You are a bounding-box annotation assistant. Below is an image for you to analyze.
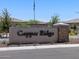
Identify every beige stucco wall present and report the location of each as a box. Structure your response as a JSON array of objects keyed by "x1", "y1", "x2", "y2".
[{"x1": 9, "y1": 27, "x2": 58, "y2": 44}]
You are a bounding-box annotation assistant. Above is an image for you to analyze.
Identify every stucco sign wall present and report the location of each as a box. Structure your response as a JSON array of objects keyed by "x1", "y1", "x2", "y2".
[{"x1": 9, "y1": 27, "x2": 58, "y2": 44}]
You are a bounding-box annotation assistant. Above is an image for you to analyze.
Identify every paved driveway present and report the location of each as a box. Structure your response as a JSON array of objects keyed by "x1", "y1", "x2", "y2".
[{"x1": 0, "y1": 47, "x2": 79, "y2": 59}]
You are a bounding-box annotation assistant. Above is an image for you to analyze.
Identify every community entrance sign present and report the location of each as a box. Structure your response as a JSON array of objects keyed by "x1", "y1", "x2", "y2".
[
  {"x1": 17, "y1": 30, "x2": 54, "y2": 38},
  {"x1": 9, "y1": 27, "x2": 58, "y2": 44},
  {"x1": 9, "y1": 23, "x2": 69, "y2": 44}
]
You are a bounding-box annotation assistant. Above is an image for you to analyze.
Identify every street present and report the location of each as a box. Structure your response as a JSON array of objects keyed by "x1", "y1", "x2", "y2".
[{"x1": 0, "y1": 47, "x2": 79, "y2": 59}]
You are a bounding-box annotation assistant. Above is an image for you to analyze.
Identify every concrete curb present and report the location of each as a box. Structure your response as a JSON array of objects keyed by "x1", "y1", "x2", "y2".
[{"x1": 0, "y1": 44, "x2": 79, "y2": 51}]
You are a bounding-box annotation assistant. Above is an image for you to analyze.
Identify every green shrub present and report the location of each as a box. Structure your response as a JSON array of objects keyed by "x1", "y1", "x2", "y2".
[{"x1": 69, "y1": 29, "x2": 77, "y2": 36}]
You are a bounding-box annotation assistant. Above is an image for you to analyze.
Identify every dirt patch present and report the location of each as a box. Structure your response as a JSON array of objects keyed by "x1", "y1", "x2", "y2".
[{"x1": 0, "y1": 44, "x2": 7, "y2": 47}]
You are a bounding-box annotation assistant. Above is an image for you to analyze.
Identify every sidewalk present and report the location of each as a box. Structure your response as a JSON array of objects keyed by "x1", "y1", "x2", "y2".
[{"x1": 0, "y1": 44, "x2": 79, "y2": 51}]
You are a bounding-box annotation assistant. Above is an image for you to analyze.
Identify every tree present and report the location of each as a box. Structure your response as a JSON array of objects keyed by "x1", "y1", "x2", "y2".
[
  {"x1": 48, "y1": 15, "x2": 60, "y2": 26},
  {"x1": 1, "y1": 9, "x2": 11, "y2": 33}
]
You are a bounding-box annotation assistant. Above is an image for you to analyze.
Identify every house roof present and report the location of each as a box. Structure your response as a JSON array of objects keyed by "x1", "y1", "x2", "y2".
[
  {"x1": 0, "y1": 17, "x2": 47, "y2": 24},
  {"x1": 65, "y1": 18, "x2": 79, "y2": 24},
  {"x1": 0, "y1": 16, "x2": 26, "y2": 22},
  {"x1": 53, "y1": 23, "x2": 69, "y2": 26},
  {"x1": 11, "y1": 18, "x2": 26, "y2": 22}
]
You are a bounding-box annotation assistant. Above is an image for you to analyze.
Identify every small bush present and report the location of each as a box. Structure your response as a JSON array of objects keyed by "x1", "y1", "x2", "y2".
[{"x1": 69, "y1": 29, "x2": 77, "y2": 36}]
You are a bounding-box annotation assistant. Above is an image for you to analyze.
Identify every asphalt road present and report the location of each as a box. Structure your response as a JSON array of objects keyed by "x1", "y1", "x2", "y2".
[{"x1": 0, "y1": 47, "x2": 79, "y2": 59}]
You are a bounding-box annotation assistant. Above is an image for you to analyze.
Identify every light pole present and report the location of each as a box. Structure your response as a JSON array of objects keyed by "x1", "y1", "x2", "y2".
[{"x1": 33, "y1": 0, "x2": 35, "y2": 20}]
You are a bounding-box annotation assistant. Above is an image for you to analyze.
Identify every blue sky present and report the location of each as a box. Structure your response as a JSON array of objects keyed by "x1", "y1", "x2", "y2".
[{"x1": 0, "y1": 0, "x2": 79, "y2": 22}]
